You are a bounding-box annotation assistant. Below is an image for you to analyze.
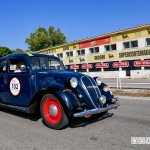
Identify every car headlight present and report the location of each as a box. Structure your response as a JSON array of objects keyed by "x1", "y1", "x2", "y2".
[
  {"x1": 100, "y1": 95, "x2": 106, "y2": 104},
  {"x1": 70, "y1": 77, "x2": 78, "y2": 88},
  {"x1": 95, "y1": 77, "x2": 101, "y2": 86}
]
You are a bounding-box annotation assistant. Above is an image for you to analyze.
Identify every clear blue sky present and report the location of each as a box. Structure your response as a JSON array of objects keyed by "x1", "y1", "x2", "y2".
[{"x1": 0, "y1": 0, "x2": 150, "y2": 51}]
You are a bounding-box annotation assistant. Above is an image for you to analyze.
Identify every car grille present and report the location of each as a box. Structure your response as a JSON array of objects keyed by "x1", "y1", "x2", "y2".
[{"x1": 80, "y1": 76, "x2": 101, "y2": 108}]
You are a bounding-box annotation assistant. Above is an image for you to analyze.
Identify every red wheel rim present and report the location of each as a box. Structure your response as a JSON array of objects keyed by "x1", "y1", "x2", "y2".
[{"x1": 43, "y1": 98, "x2": 62, "y2": 125}]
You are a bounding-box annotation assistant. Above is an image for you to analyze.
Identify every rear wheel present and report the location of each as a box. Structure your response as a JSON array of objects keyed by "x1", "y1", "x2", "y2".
[{"x1": 40, "y1": 94, "x2": 69, "y2": 129}]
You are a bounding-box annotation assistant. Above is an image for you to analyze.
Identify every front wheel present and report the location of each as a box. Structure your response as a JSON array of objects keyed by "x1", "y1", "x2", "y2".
[{"x1": 40, "y1": 94, "x2": 69, "y2": 130}]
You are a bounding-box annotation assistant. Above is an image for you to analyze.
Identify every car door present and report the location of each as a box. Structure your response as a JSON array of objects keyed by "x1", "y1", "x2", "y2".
[
  {"x1": 3, "y1": 57, "x2": 32, "y2": 107},
  {"x1": 0, "y1": 59, "x2": 7, "y2": 103}
]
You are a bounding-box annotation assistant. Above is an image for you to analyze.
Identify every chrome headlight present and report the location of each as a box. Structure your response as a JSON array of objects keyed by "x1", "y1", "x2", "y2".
[
  {"x1": 95, "y1": 77, "x2": 102, "y2": 86},
  {"x1": 70, "y1": 77, "x2": 78, "y2": 88},
  {"x1": 100, "y1": 95, "x2": 106, "y2": 104}
]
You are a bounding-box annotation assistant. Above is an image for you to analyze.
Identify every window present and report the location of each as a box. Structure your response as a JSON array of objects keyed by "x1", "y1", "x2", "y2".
[
  {"x1": 105, "y1": 45, "x2": 110, "y2": 51},
  {"x1": 30, "y1": 57, "x2": 65, "y2": 71},
  {"x1": 131, "y1": 40, "x2": 138, "y2": 48},
  {"x1": 111, "y1": 44, "x2": 116, "y2": 50},
  {"x1": 146, "y1": 38, "x2": 150, "y2": 46},
  {"x1": 95, "y1": 47, "x2": 99, "y2": 53},
  {"x1": 66, "y1": 51, "x2": 73, "y2": 57},
  {"x1": 123, "y1": 42, "x2": 130, "y2": 49},
  {"x1": 77, "y1": 49, "x2": 85, "y2": 56},
  {"x1": 105, "y1": 44, "x2": 117, "y2": 51},
  {"x1": 0, "y1": 60, "x2": 6, "y2": 73},
  {"x1": 123, "y1": 40, "x2": 138, "y2": 49},
  {"x1": 89, "y1": 47, "x2": 99, "y2": 54},
  {"x1": 57, "y1": 53, "x2": 63, "y2": 58},
  {"x1": 70, "y1": 51, "x2": 73, "y2": 56},
  {"x1": 89, "y1": 48, "x2": 94, "y2": 54},
  {"x1": 9, "y1": 58, "x2": 26, "y2": 73}
]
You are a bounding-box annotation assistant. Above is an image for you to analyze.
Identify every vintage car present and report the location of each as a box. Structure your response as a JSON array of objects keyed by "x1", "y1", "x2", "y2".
[{"x1": 0, "y1": 53, "x2": 120, "y2": 129}]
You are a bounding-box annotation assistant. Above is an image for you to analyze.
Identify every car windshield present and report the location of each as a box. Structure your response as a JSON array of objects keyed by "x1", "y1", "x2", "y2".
[{"x1": 29, "y1": 56, "x2": 65, "y2": 71}]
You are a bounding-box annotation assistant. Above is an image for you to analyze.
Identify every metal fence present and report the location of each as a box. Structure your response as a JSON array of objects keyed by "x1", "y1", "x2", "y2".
[{"x1": 101, "y1": 78, "x2": 150, "y2": 89}]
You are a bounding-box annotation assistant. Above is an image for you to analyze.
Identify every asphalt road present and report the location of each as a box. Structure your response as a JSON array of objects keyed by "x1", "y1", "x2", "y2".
[
  {"x1": 0, "y1": 97, "x2": 150, "y2": 150},
  {"x1": 101, "y1": 78, "x2": 150, "y2": 89}
]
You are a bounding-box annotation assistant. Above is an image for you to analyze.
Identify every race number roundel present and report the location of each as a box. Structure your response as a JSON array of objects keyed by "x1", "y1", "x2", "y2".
[{"x1": 9, "y1": 77, "x2": 21, "y2": 96}]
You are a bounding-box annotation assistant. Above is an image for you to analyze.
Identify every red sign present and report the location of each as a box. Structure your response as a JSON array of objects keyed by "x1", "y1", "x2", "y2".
[
  {"x1": 95, "y1": 63, "x2": 109, "y2": 68},
  {"x1": 79, "y1": 36, "x2": 110, "y2": 49},
  {"x1": 70, "y1": 65, "x2": 79, "y2": 69},
  {"x1": 112, "y1": 62, "x2": 129, "y2": 68},
  {"x1": 81, "y1": 64, "x2": 93, "y2": 69},
  {"x1": 134, "y1": 60, "x2": 150, "y2": 67}
]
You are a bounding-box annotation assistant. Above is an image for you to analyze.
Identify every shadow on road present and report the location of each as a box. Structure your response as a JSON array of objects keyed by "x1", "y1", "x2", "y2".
[
  {"x1": 0, "y1": 107, "x2": 41, "y2": 121},
  {"x1": 0, "y1": 108, "x2": 113, "y2": 129},
  {"x1": 68, "y1": 112, "x2": 114, "y2": 128}
]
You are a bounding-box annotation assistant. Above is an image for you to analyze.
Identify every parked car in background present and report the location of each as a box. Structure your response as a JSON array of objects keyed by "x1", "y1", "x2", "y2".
[{"x1": 0, "y1": 53, "x2": 120, "y2": 129}]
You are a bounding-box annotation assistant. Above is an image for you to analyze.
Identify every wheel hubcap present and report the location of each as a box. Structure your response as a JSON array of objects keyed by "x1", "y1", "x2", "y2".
[{"x1": 49, "y1": 104, "x2": 58, "y2": 117}]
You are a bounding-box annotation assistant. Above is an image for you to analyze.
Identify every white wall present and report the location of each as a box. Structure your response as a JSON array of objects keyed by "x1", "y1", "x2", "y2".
[
  {"x1": 81, "y1": 71, "x2": 126, "y2": 78},
  {"x1": 131, "y1": 70, "x2": 150, "y2": 78},
  {"x1": 138, "y1": 38, "x2": 146, "y2": 48},
  {"x1": 79, "y1": 70, "x2": 150, "y2": 79},
  {"x1": 117, "y1": 41, "x2": 123, "y2": 51}
]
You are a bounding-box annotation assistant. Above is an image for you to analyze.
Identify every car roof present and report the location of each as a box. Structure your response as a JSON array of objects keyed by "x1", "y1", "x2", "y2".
[{"x1": 0, "y1": 53, "x2": 59, "y2": 60}]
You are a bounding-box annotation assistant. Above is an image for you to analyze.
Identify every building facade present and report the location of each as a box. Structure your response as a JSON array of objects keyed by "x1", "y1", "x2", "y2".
[{"x1": 36, "y1": 24, "x2": 150, "y2": 78}]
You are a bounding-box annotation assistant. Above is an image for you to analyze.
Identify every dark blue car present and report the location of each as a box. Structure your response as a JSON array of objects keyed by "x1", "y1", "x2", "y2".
[{"x1": 0, "y1": 53, "x2": 119, "y2": 129}]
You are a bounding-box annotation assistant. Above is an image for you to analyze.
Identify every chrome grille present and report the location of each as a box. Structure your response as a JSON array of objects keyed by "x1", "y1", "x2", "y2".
[{"x1": 80, "y1": 76, "x2": 101, "y2": 108}]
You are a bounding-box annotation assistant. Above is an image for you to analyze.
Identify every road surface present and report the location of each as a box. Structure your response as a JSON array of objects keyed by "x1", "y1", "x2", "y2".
[{"x1": 0, "y1": 96, "x2": 150, "y2": 150}]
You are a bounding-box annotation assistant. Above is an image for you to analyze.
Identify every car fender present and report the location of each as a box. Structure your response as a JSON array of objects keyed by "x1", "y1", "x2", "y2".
[{"x1": 29, "y1": 83, "x2": 78, "y2": 115}]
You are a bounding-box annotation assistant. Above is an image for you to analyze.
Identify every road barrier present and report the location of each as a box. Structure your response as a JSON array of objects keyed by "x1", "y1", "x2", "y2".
[{"x1": 101, "y1": 77, "x2": 150, "y2": 89}]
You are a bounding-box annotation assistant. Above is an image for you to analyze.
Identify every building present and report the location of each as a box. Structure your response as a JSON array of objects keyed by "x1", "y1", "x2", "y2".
[{"x1": 36, "y1": 24, "x2": 150, "y2": 78}]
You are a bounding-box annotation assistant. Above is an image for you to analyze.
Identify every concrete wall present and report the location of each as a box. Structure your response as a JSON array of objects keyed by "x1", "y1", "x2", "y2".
[
  {"x1": 81, "y1": 71, "x2": 126, "y2": 78},
  {"x1": 131, "y1": 70, "x2": 150, "y2": 78},
  {"x1": 80, "y1": 70, "x2": 150, "y2": 79}
]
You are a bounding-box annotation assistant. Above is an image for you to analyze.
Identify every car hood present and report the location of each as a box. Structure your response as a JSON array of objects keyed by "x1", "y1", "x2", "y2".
[
  {"x1": 35, "y1": 70, "x2": 101, "y2": 109},
  {"x1": 36, "y1": 70, "x2": 84, "y2": 79}
]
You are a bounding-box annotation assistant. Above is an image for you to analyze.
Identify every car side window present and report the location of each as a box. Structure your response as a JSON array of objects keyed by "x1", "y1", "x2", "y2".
[
  {"x1": 9, "y1": 58, "x2": 27, "y2": 73},
  {"x1": 0, "y1": 60, "x2": 7, "y2": 74}
]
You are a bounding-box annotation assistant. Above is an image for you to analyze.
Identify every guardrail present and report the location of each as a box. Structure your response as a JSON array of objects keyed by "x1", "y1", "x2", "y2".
[{"x1": 101, "y1": 78, "x2": 150, "y2": 89}]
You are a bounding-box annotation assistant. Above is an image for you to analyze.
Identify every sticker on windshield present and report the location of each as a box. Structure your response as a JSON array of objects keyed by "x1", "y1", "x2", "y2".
[
  {"x1": 26, "y1": 52, "x2": 33, "y2": 56},
  {"x1": 9, "y1": 77, "x2": 21, "y2": 96}
]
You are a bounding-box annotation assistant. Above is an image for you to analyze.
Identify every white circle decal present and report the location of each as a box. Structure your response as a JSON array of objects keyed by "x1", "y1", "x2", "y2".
[{"x1": 9, "y1": 77, "x2": 21, "y2": 96}]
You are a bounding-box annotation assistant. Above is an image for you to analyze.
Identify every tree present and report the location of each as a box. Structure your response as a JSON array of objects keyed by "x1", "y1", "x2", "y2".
[
  {"x1": 11, "y1": 48, "x2": 24, "y2": 53},
  {"x1": 25, "y1": 26, "x2": 66, "y2": 51},
  {"x1": 0, "y1": 46, "x2": 12, "y2": 57}
]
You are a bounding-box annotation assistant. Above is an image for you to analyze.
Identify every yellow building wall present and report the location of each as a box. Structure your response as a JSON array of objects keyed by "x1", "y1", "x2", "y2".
[
  {"x1": 69, "y1": 44, "x2": 79, "y2": 50},
  {"x1": 110, "y1": 28, "x2": 150, "y2": 43},
  {"x1": 62, "y1": 47, "x2": 150, "y2": 65},
  {"x1": 47, "y1": 44, "x2": 79, "y2": 55}
]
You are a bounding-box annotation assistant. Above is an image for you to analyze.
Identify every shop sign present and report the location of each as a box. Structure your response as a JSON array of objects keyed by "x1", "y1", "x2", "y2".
[
  {"x1": 95, "y1": 63, "x2": 109, "y2": 68},
  {"x1": 112, "y1": 62, "x2": 129, "y2": 68},
  {"x1": 81, "y1": 64, "x2": 93, "y2": 69},
  {"x1": 70, "y1": 65, "x2": 79, "y2": 69},
  {"x1": 134, "y1": 60, "x2": 150, "y2": 67}
]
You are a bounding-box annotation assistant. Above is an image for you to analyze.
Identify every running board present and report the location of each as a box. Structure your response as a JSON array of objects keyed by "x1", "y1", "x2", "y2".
[{"x1": 0, "y1": 103, "x2": 36, "y2": 114}]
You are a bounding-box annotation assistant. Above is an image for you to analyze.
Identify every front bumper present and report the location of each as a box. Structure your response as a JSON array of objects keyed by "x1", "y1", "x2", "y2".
[{"x1": 73, "y1": 98, "x2": 120, "y2": 117}]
